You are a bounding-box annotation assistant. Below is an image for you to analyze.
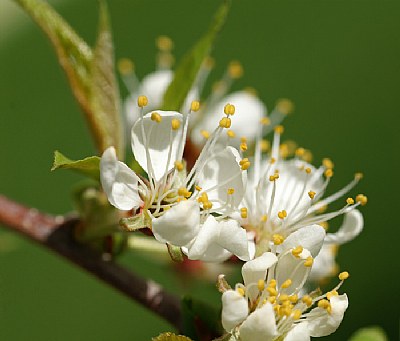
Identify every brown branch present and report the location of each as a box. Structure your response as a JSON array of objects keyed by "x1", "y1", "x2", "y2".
[{"x1": 0, "y1": 194, "x2": 182, "y2": 330}]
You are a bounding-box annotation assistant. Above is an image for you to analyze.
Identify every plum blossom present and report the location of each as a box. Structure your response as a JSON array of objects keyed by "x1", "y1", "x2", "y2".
[
  {"x1": 219, "y1": 226, "x2": 350, "y2": 341},
  {"x1": 100, "y1": 98, "x2": 252, "y2": 262},
  {"x1": 237, "y1": 117, "x2": 366, "y2": 281}
]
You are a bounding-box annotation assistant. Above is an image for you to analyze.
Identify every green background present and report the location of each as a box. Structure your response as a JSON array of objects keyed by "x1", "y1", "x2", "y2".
[{"x1": 0, "y1": 0, "x2": 398, "y2": 340}]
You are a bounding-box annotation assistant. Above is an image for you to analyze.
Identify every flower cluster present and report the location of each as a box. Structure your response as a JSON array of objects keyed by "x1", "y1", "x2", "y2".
[{"x1": 102, "y1": 44, "x2": 367, "y2": 339}]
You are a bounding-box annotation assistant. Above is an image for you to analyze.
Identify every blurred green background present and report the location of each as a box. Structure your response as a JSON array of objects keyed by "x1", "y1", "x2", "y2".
[{"x1": 0, "y1": 0, "x2": 398, "y2": 340}]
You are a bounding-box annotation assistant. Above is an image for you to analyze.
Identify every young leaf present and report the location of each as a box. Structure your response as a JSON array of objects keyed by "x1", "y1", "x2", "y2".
[
  {"x1": 161, "y1": 0, "x2": 231, "y2": 111},
  {"x1": 89, "y1": 0, "x2": 124, "y2": 158},
  {"x1": 167, "y1": 244, "x2": 184, "y2": 262},
  {"x1": 348, "y1": 326, "x2": 388, "y2": 341},
  {"x1": 14, "y1": 0, "x2": 123, "y2": 158},
  {"x1": 152, "y1": 332, "x2": 193, "y2": 341},
  {"x1": 52, "y1": 150, "x2": 100, "y2": 180}
]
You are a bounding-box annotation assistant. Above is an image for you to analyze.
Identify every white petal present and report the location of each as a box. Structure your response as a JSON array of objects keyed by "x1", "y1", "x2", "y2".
[
  {"x1": 306, "y1": 294, "x2": 348, "y2": 337},
  {"x1": 187, "y1": 217, "x2": 250, "y2": 262},
  {"x1": 274, "y1": 248, "x2": 312, "y2": 295},
  {"x1": 279, "y1": 225, "x2": 326, "y2": 257},
  {"x1": 192, "y1": 91, "x2": 266, "y2": 146},
  {"x1": 308, "y1": 244, "x2": 338, "y2": 282},
  {"x1": 100, "y1": 147, "x2": 143, "y2": 211},
  {"x1": 197, "y1": 146, "x2": 246, "y2": 209},
  {"x1": 325, "y1": 209, "x2": 363, "y2": 245},
  {"x1": 284, "y1": 322, "x2": 310, "y2": 341},
  {"x1": 242, "y1": 252, "x2": 277, "y2": 301},
  {"x1": 132, "y1": 111, "x2": 183, "y2": 181},
  {"x1": 152, "y1": 200, "x2": 200, "y2": 246},
  {"x1": 139, "y1": 70, "x2": 172, "y2": 109},
  {"x1": 221, "y1": 290, "x2": 249, "y2": 332},
  {"x1": 239, "y1": 303, "x2": 277, "y2": 341}
]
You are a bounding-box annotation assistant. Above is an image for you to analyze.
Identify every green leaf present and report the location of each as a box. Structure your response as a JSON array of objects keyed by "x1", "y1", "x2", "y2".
[
  {"x1": 89, "y1": 0, "x2": 124, "y2": 158},
  {"x1": 181, "y1": 296, "x2": 222, "y2": 340},
  {"x1": 119, "y1": 213, "x2": 151, "y2": 231},
  {"x1": 152, "y1": 332, "x2": 193, "y2": 341},
  {"x1": 14, "y1": 0, "x2": 123, "y2": 158},
  {"x1": 51, "y1": 150, "x2": 100, "y2": 180},
  {"x1": 161, "y1": 0, "x2": 231, "y2": 111},
  {"x1": 348, "y1": 326, "x2": 389, "y2": 341}
]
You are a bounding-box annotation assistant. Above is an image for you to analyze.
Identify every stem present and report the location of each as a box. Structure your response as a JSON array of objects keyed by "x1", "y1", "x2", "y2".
[{"x1": 0, "y1": 194, "x2": 182, "y2": 331}]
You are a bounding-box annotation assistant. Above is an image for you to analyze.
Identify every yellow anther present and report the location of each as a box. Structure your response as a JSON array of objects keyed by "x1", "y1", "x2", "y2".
[
  {"x1": 200, "y1": 130, "x2": 210, "y2": 139},
  {"x1": 274, "y1": 125, "x2": 284, "y2": 134},
  {"x1": 240, "y1": 136, "x2": 247, "y2": 143},
  {"x1": 324, "y1": 169, "x2": 334, "y2": 178},
  {"x1": 270, "y1": 157, "x2": 276, "y2": 164},
  {"x1": 355, "y1": 172, "x2": 364, "y2": 180},
  {"x1": 346, "y1": 197, "x2": 355, "y2": 205},
  {"x1": 195, "y1": 185, "x2": 202, "y2": 192},
  {"x1": 278, "y1": 210, "x2": 287, "y2": 220},
  {"x1": 292, "y1": 246, "x2": 303, "y2": 257},
  {"x1": 227, "y1": 130, "x2": 236, "y2": 138},
  {"x1": 239, "y1": 158, "x2": 249, "y2": 166},
  {"x1": 308, "y1": 191, "x2": 316, "y2": 199},
  {"x1": 237, "y1": 287, "x2": 245, "y2": 297},
  {"x1": 260, "y1": 117, "x2": 271, "y2": 125},
  {"x1": 269, "y1": 174, "x2": 279, "y2": 182},
  {"x1": 176, "y1": 197, "x2": 187, "y2": 202},
  {"x1": 280, "y1": 144, "x2": 290, "y2": 158},
  {"x1": 117, "y1": 58, "x2": 134, "y2": 75},
  {"x1": 339, "y1": 271, "x2": 349, "y2": 280},
  {"x1": 156, "y1": 35, "x2": 173, "y2": 51},
  {"x1": 289, "y1": 294, "x2": 298, "y2": 303},
  {"x1": 302, "y1": 295, "x2": 313, "y2": 307},
  {"x1": 281, "y1": 279, "x2": 292, "y2": 289},
  {"x1": 199, "y1": 192, "x2": 209, "y2": 203},
  {"x1": 267, "y1": 296, "x2": 276, "y2": 304},
  {"x1": 276, "y1": 98, "x2": 294, "y2": 115},
  {"x1": 171, "y1": 118, "x2": 181, "y2": 130},
  {"x1": 317, "y1": 204, "x2": 328, "y2": 213},
  {"x1": 292, "y1": 309, "x2": 302, "y2": 320},
  {"x1": 203, "y1": 201, "x2": 213, "y2": 210},
  {"x1": 304, "y1": 256, "x2": 314, "y2": 267},
  {"x1": 305, "y1": 167, "x2": 312, "y2": 174},
  {"x1": 268, "y1": 279, "x2": 277, "y2": 288},
  {"x1": 327, "y1": 290, "x2": 339, "y2": 300},
  {"x1": 323, "y1": 158, "x2": 334, "y2": 169},
  {"x1": 137, "y1": 95, "x2": 148, "y2": 107},
  {"x1": 274, "y1": 304, "x2": 281, "y2": 313},
  {"x1": 224, "y1": 103, "x2": 236, "y2": 116},
  {"x1": 204, "y1": 56, "x2": 215, "y2": 69},
  {"x1": 240, "y1": 142, "x2": 248, "y2": 151},
  {"x1": 318, "y1": 299, "x2": 331, "y2": 309},
  {"x1": 219, "y1": 117, "x2": 232, "y2": 128},
  {"x1": 319, "y1": 221, "x2": 329, "y2": 230},
  {"x1": 260, "y1": 140, "x2": 270, "y2": 152},
  {"x1": 178, "y1": 187, "x2": 191, "y2": 198},
  {"x1": 266, "y1": 287, "x2": 277, "y2": 296},
  {"x1": 240, "y1": 207, "x2": 248, "y2": 219},
  {"x1": 257, "y1": 280, "x2": 265, "y2": 291},
  {"x1": 279, "y1": 294, "x2": 289, "y2": 302},
  {"x1": 356, "y1": 194, "x2": 368, "y2": 206},
  {"x1": 240, "y1": 160, "x2": 251, "y2": 170},
  {"x1": 295, "y1": 148, "x2": 305, "y2": 157},
  {"x1": 227, "y1": 188, "x2": 235, "y2": 195},
  {"x1": 272, "y1": 234, "x2": 284, "y2": 245},
  {"x1": 190, "y1": 100, "x2": 200, "y2": 112},
  {"x1": 228, "y1": 60, "x2": 243, "y2": 79},
  {"x1": 151, "y1": 112, "x2": 162, "y2": 123},
  {"x1": 260, "y1": 214, "x2": 268, "y2": 223},
  {"x1": 174, "y1": 161, "x2": 184, "y2": 172},
  {"x1": 279, "y1": 306, "x2": 292, "y2": 317},
  {"x1": 302, "y1": 149, "x2": 313, "y2": 162}
]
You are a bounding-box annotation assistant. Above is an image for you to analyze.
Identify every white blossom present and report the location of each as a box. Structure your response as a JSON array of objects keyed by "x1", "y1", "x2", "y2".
[
  {"x1": 100, "y1": 102, "x2": 252, "y2": 262},
  {"x1": 220, "y1": 229, "x2": 350, "y2": 340}
]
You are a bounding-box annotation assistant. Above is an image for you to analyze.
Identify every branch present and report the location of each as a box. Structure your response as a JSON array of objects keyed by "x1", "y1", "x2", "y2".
[{"x1": 0, "y1": 194, "x2": 182, "y2": 330}]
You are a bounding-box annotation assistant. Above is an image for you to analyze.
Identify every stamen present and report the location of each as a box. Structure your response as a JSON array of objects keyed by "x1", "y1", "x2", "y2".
[
  {"x1": 174, "y1": 161, "x2": 184, "y2": 172},
  {"x1": 356, "y1": 194, "x2": 368, "y2": 205},
  {"x1": 191, "y1": 100, "x2": 200, "y2": 112},
  {"x1": 257, "y1": 280, "x2": 265, "y2": 291},
  {"x1": 276, "y1": 99, "x2": 294, "y2": 115},
  {"x1": 227, "y1": 130, "x2": 236, "y2": 138},
  {"x1": 137, "y1": 95, "x2": 148, "y2": 107},
  {"x1": 304, "y1": 256, "x2": 314, "y2": 267},
  {"x1": 281, "y1": 279, "x2": 292, "y2": 289},
  {"x1": 200, "y1": 130, "x2": 210, "y2": 139},
  {"x1": 224, "y1": 103, "x2": 236, "y2": 116},
  {"x1": 151, "y1": 112, "x2": 162, "y2": 123},
  {"x1": 338, "y1": 271, "x2": 349, "y2": 280},
  {"x1": 240, "y1": 207, "x2": 248, "y2": 219},
  {"x1": 346, "y1": 197, "x2": 354, "y2": 205},
  {"x1": 228, "y1": 60, "x2": 243, "y2": 79},
  {"x1": 219, "y1": 116, "x2": 232, "y2": 128},
  {"x1": 292, "y1": 246, "x2": 303, "y2": 257},
  {"x1": 272, "y1": 234, "x2": 284, "y2": 245},
  {"x1": 171, "y1": 118, "x2": 180, "y2": 130}
]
